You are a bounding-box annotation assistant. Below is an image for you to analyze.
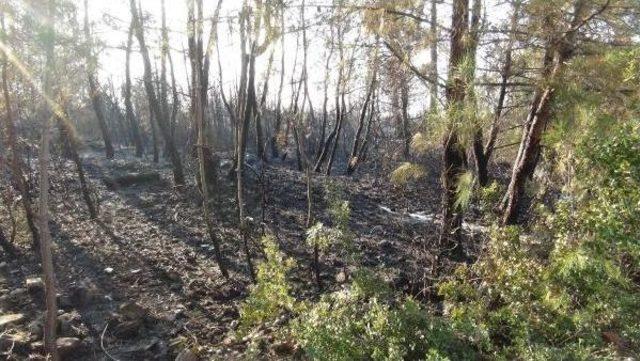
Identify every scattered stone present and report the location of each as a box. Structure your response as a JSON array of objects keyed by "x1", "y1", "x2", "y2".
[
  {"x1": 211, "y1": 283, "x2": 242, "y2": 301},
  {"x1": 56, "y1": 337, "x2": 82, "y2": 357},
  {"x1": 0, "y1": 262, "x2": 7, "y2": 270},
  {"x1": 0, "y1": 294, "x2": 8, "y2": 308},
  {"x1": 57, "y1": 293, "x2": 73, "y2": 310},
  {"x1": 162, "y1": 269, "x2": 180, "y2": 282},
  {"x1": 175, "y1": 348, "x2": 199, "y2": 361},
  {"x1": 271, "y1": 341, "x2": 297, "y2": 356},
  {"x1": 104, "y1": 267, "x2": 114, "y2": 274},
  {"x1": 378, "y1": 239, "x2": 393, "y2": 250},
  {"x1": 0, "y1": 313, "x2": 25, "y2": 328},
  {"x1": 103, "y1": 172, "x2": 161, "y2": 189},
  {"x1": 0, "y1": 331, "x2": 29, "y2": 350},
  {"x1": 222, "y1": 336, "x2": 235, "y2": 346},
  {"x1": 335, "y1": 270, "x2": 347, "y2": 284},
  {"x1": 119, "y1": 302, "x2": 148, "y2": 321},
  {"x1": 69, "y1": 280, "x2": 99, "y2": 307},
  {"x1": 113, "y1": 320, "x2": 143, "y2": 338},
  {"x1": 57, "y1": 312, "x2": 80, "y2": 336},
  {"x1": 9, "y1": 288, "x2": 27, "y2": 299},
  {"x1": 120, "y1": 337, "x2": 159, "y2": 357},
  {"x1": 28, "y1": 319, "x2": 43, "y2": 341},
  {"x1": 26, "y1": 277, "x2": 44, "y2": 294}
]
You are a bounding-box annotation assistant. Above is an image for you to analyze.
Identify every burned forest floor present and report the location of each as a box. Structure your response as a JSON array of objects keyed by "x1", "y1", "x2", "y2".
[{"x1": 0, "y1": 148, "x2": 492, "y2": 360}]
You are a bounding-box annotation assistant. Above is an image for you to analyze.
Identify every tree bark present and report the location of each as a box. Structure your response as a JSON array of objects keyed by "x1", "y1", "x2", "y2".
[
  {"x1": 237, "y1": 49, "x2": 256, "y2": 281},
  {"x1": 57, "y1": 115, "x2": 97, "y2": 219},
  {"x1": 315, "y1": 42, "x2": 334, "y2": 161},
  {"x1": 255, "y1": 50, "x2": 273, "y2": 162},
  {"x1": 236, "y1": 2, "x2": 256, "y2": 281},
  {"x1": 326, "y1": 93, "x2": 345, "y2": 176},
  {"x1": 315, "y1": 20, "x2": 345, "y2": 173},
  {"x1": 84, "y1": 0, "x2": 114, "y2": 159},
  {"x1": 1, "y1": 12, "x2": 39, "y2": 251},
  {"x1": 270, "y1": 7, "x2": 286, "y2": 159},
  {"x1": 502, "y1": 0, "x2": 589, "y2": 224},
  {"x1": 471, "y1": 0, "x2": 519, "y2": 187},
  {"x1": 124, "y1": 20, "x2": 144, "y2": 157},
  {"x1": 188, "y1": 0, "x2": 228, "y2": 279},
  {"x1": 168, "y1": 47, "x2": 180, "y2": 144},
  {"x1": 130, "y1": 0, "x2": 185, "y2": 185},
  {"x1": 346, "y1": 67, "x2": 376, "y2": 175},
  {"x1": 429, "y1": 0, "x2": 438, "y2": 111},
  {"x1": 400, "y1": 84, "x2": 410, "y2": 159},
  {"x1": 439, "y1": 0, "x2": 470, "y2": 256},
  {"x1": 149, "y1": 102, "x2": 159, "y2": 163},
  {"x1": 39, "y1": 1, "x2": 59, "y2": 358},
  {"x1": 0, "y1": 224, "x2": 15, "y2": 256}
]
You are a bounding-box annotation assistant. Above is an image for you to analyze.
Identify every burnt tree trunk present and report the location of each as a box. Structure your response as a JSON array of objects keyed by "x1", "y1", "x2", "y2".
[
  {"x1": 439, "y1": 0, "x2": 471, "y2": 256},
  {"x1": 472, "y1": 0, "x2": 518, "y2": 187},
  {"x1": 347, "y1": 69, "x2": 376, "y2": 175},
  {"x1": 326, "y1": 93, "x2": 345, "y2": 176},
  {"x1": 188, "y1": 0, "x2": 228, "y2": 278},
  {"x1": 400, "y1": 84, "x2": 410, "y2": 159},
  {"x1": 84, "y1": 0, "x2": 114, "y2": 159},
  {"x1": 502, "y1": 0, "x2": 589, "y2": 224},
  {"x1": 130, "y1": 0, "x2": 185, "y2": 185},
  {"x1": 124, "y1": 19, "x2": 144, "y2": 157},
  {"x1": 315, "y1": 43, "x2": 334, "y2": 160},
  {"x1": 0, "y1": 225, "x2": 15, "y2": 256},
  {"x1": 255, "y1": 50, "x2": 273, "y2": 162},
  {"x1": 270, "y1": 8, "x2": 286, "y2": 159},
  {"x1": 57, "y1": 116, "x2": 98, "y2": 219},
  {"x1": 39, "y1": 1, "x2": 59, "y2": 358},
  {"x1": 1, "y1": 12, "x2": 39, "y2": 250}
]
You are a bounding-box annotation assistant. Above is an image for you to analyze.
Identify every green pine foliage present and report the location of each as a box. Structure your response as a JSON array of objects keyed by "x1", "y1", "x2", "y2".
[
  {"x1": 237, "y1": 48, "x2": 640, "y2": 361},
  {"x1": 239, "y1": 235, "x2": 297, "y2": 334},
  {"x1": 289, "y1": 269, "x2": 476, "y2": 361}
]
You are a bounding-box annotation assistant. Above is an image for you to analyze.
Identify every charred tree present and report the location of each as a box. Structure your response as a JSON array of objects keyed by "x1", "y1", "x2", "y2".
[
  {"x1": 502, "y1": 0, "x2": 594, "y2": 224},
  {"x1": 439, "y1": 0, "x2": 471, "y2": 255},
  {"x1": 346, "y1": 65, "x2": 377, "y2": 175},
  {"x1": 57, "y1": 115, "x2": 98, "y2": 219},
  {"x1": 39, "y1": 0, "x2": 59, "y2": 358},
  {"x1": 270, "y1": 7, "x2": 286, "y2": 159},
  {"x1": 188, "y1": 0, "x2": 228, "y2": 279},
  {"x1": 83, "y1": 0, "x2": 114, "y2": 159},
  {"x1": 1, "y1": 12, "x2": 39, "y2": 251},
  {"x1": 124, "y1": 20, "x2": 144, "y2": 157},
  {"x1": 472, "y1": 0, "x2": 519, "y2": 187},
  {"x1": 129, "y1": 0, "x2": 185, "y2": 185}
]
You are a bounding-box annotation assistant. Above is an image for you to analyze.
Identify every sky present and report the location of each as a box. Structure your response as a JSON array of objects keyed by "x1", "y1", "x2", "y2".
[
  {"x1": 87, "y1": 0, "x2": 509, "y2": 113},
  {"x1": 89, "y1": 0, "x2": 330, "y2": 105}
]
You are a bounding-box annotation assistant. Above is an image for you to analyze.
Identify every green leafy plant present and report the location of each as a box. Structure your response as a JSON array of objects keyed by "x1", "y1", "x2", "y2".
[
  {"x1": 439, "y1": 119, "x2": 640, "y2": 359},
  {"x1": 289, "y1": 270, "x2": 475, "y2": 361},
  {"x1": 390, "y1": 162, "x2": 425, "y2": 185},
  {"x1": 239, "y1": 235, "x2": 297, "y2": 334},
  {"x1": 454, "y1": 171, "x2": 475, "y2": 211}
]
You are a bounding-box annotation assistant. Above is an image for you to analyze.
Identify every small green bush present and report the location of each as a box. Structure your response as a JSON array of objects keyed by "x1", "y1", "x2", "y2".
[
  {"x1": 439, "y1": 120, "x2": 640, "y2": 359},
  {"x1": 290, "y1": 270, "x2": 476, "y2": 361},
  {"x1": 239, "y1": 235, "x2": 297, "y2": 334}
]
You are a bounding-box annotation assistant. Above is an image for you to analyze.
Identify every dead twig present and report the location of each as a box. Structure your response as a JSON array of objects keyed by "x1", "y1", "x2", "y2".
[{"x1": 100, "y1": 322, "x2": 120, "y2": 361}]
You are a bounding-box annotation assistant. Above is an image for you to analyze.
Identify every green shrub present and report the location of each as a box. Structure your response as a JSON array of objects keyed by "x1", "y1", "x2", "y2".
[
  {"x1": 439, "y1": 120, "x2": 640, "y2": 359},
  {"x1": 239, "y1": 235, "x2": 297, "y2": 334},
  {"x1": 290, "y1": 270, "x2": 476, "y2": 361}
]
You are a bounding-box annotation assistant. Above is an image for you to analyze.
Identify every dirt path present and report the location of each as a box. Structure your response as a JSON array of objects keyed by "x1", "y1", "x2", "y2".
[{"x1": 0, "y1": 150, "x2": 481, "y2": 360}]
